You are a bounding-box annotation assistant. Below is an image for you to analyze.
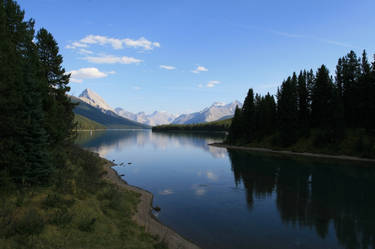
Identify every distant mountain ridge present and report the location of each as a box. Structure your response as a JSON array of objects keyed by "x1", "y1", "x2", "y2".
[
  {"x1": 172, "y1": 101, "x2": 242, "y2": 125},
  {"x1": 71, "y1": 89, "x2": 149, "y2": 129},
  {"x1": 115, "y1": 108, "x2": 176, "y2": 126},
  {"x1": 74, "y1": 88, "x2": 241, "y2": 127}
]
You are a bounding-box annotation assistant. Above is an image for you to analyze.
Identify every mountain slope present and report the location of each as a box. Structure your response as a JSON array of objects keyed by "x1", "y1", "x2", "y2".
[
  {"x1": 74, "y1": 114, "x2": 106, "y2": 130},
  {"x1": 71, "y1": 96, "x2": 150, "y2": 129},
  {"x1": 172, "y1": 101, "x2": 242, "y2": 125}
]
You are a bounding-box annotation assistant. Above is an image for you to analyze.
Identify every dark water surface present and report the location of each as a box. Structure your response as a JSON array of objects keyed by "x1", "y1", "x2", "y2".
[{"x1": 76, "y1": 130, "x2": 375, "y2": 249}]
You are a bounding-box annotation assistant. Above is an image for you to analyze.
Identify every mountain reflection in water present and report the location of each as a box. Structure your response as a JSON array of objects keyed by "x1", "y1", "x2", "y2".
[
  {"x1": 76, "y1": 130, "x2": 375, "y2": 249},
  {"x1": 76, "y1": 130, "x2": 227, "y2": 158}
]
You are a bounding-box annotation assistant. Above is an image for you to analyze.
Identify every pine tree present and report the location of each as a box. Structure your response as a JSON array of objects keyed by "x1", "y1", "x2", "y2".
[
  {"x1": 36, "y1": 28, "x2": 75, "y2": 148},
  {"x1": 0, "y1": 0, "x2": 52, "y2": 184},
  {"x1": 228, "y1": 106, "x2": 243, "y2": 143},
  {"x1": 359, "y1": 50, "x2": 372, "y2": 128},
  {"x1": 297, "y1": 70, "x2": 309, "y2": 134},
  {"x1": 241, "y1": 88, "x2": 255, "y2": 142},
  {"x1": 277, "y1": 75, "x2": 298, "y2": 146},
  {"x1": 311, "y1": 65, "x2": 334, "y2": 128},
  {"x1": 333, "y1": 58, "x2": 345, "y2": 140},
  {"x1": 342, "y1": 51, "x2": 361, "y2": 127},
  {"x1": 370, "y1": 54, "x2": 375, "y2": 130}
]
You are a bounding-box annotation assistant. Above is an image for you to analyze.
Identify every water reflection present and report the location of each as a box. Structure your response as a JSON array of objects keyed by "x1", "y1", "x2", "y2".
[
  {"x1": 228, "y1": 149, "x2": 375, "y2": 249},
  {"x1": 76, "y1": 130, "x2": 227, "y2": 158},
  {"x1": 76, "y1": 130, "x2": 375, "y2": 249}
]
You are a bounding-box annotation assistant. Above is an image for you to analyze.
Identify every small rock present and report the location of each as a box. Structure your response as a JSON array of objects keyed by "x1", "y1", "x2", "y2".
[{"x1": 153, "y1": 206, "x2": 161, "y2": 212}]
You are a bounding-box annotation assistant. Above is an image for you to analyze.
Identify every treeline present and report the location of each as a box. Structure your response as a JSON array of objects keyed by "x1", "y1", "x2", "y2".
[
  {"x1": 152, "y1": 118, "x2": 232, "y2": 132},
  {"x1": 228, "y1": 50, "x2": 375, "y2": 157},
  {"x1": 0, "y1": 0, "x2": 75, "y2": 185}
]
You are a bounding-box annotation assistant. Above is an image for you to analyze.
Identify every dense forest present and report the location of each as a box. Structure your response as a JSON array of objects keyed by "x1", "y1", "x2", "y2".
[
  {"x1": 152, "y1": 118, "x2": 232, "y2": 132},
  {"x1": 228, "y1": 51, "x2": 375, "y2": 158},
  {"x1": 0, "y1": 1, "x2": 166, "y2": 248}
]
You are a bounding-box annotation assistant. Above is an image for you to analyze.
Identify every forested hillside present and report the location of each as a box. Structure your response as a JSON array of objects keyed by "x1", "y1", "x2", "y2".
[
  {"x1": 74, "y1": 114, "x2": 106, "y2": 130},
  {"x1": 228, "y1": 51, "x2": 375, "y2": 158}
]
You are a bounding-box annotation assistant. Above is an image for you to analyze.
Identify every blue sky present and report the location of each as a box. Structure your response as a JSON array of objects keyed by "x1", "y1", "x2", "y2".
[{"x1": 19, "y1": 0, "x2": 375, "y2": 114}]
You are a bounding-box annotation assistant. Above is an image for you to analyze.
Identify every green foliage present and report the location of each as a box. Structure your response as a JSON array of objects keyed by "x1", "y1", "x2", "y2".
[
  {"x1": 74, "y1": 114, "x2": 106, "y2": 130},
  {"x1": 152, "y1": 118, "x2": 232, "y2": 132},
  {"x1": 228, "y1": 50, "x2": 375, "y2": 158},
  {"x1": 9, "y1": 208, "x2": 45, "y2": 237},
  {"x1": 0, "y1": 0, "x2": 77, "y2": 185},
  {"x1": 0, "y1": 146, "x2": 167, "y2": 249}
]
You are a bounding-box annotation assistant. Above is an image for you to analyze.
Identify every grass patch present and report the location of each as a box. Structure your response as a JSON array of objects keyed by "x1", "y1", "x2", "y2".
[
  {"x1": 0, "y1": 146, "x2": 167, "y2": 249},
  {"x1": 230, "y1": 128, "x2": 375, "y2": 159}
]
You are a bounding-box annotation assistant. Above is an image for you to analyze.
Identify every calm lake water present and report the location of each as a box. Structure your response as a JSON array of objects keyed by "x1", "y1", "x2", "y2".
[{"x1": 76, "y1": 130, "x2": 375, "y2": 249}]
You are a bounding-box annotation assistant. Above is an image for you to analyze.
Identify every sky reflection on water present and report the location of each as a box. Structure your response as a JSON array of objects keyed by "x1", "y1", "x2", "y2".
[{"x1": 76, "y1": 130, "x2": 375, "y2": 249}]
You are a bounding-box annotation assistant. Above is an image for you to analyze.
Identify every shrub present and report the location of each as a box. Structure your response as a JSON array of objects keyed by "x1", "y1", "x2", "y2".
[
  {"x1": 10, "y1": 209, "x2": 45, "y2": 237},
  {"x1": 77, "y1": 216, "x2": 96, "y2": 232}
]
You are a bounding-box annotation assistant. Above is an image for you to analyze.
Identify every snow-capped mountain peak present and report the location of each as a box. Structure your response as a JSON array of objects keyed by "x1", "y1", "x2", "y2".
[
  {"x1": 211, "y1": 102, "x2": 226, "y2": 107},
  {"x1": 79, "y1": 88, "x2": 113, "y2": 111},
  {"x1": 115, "y1": 109, "x2": 176, "y2": 126},
  {"x1": 172, "y1": 100, "x2": 243, "y2": 125}
]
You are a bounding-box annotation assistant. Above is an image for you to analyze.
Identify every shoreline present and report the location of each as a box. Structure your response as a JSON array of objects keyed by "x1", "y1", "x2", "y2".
[
  {"x1": 210, "y1": 143, "x2": 375, "y2": 164},
  {"x1": 102, "y1": 160, "x2": 201, "y2": 249}
]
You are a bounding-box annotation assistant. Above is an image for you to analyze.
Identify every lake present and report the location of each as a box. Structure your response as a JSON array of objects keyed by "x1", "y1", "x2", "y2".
[{"x1": 76, "y1": 130, "x2": 375, "y2": 249}]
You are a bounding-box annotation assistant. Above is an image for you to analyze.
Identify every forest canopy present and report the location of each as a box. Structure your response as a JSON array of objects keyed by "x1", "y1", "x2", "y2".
[{"x1": 228, "y1": 50, "x2": 375, "y2": 158}]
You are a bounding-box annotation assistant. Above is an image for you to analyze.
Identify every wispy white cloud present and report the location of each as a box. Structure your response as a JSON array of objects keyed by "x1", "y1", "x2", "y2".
[
  {"x1": 69, "y1": 67, "x2": 109, "y2": 83},
  {"x1": 160, "y1": 65, "x2": 176, "y2": 70},
  {"x1": 84, "y1": 54, "x2": 142, "y2": 64},
  {"x1": 192, "y1": 65, "x2": 208, "y2": 74},
  {"x1": 67, "y1": 35, "x2": 160, "y2": 50},
  {"x1": 132, "y1": 86, "x2": 141, "y2": 91},
  {"x1": 269, "y1": 29, "x2": 355, "y2": 48},
  {"x1": 78, "y1": 48, "x2": 94, "y2": 54},
  {"x1": 198, "y1": 80, "x2": 221, "y2": 88},
  {"x1": 227, "y1": 22, "x2": 356, "y2": 48},
  {"x1": 206, "y1": 80, "x2": 221, "y2": 88},
  {"x1": 66, "y1": 41, "x2": 88, "y2": 49},
  {"x1": 123, "y1": 37, "x2": 160, "y2": 50}
]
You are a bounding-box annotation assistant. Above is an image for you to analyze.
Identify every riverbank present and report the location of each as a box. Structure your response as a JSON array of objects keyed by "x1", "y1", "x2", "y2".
[
  {"x1": 210, "y1": 143, "x2": 375, "y2": 164},
  {"x1": 0, "y1": 146, "x2": 173, "y2": 249},
  {"x1": 103, "y1": 161, "x2": 201, "y2": 249}
]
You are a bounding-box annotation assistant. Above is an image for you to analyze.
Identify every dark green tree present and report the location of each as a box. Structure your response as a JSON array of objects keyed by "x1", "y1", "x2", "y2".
[
  {"x1": 358, "y1": 50, "x2": 372, "y2": 128},
  {"x1": 0, "y1": 0, "x2": 51, "y2": 184},
  {"x1": 297, "y1": 70, "x2": 310, "y2": 134},
  {"x1": 227, "y1": 106, "x2": 243, "y2": 143},
  {"x1": 341, "y1": 51, "x2": 361, "y2": 127},
  {"x1": 277, "y1": 75, "x2": 298, "y2": 146},
  {"x1": 311, "y1": 65, "x2": 334, "y2": 128},
  {"x1": 241, "y1": 88, "x2": 256, "y2": 142},
  {"x1": 36, "y1": 28, "x2": 75, "y2": 148}
]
